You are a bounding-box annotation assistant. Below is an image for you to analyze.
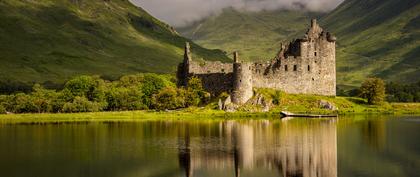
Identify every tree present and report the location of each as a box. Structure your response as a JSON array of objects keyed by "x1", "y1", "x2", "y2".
[
  {"x1": 62, "y1": 96, "x2": 102, "y2": 113},
  {"x1": 141, "y1": 74, "x2": 174, "y2": 108},
  {"x1": 185, "y1": 77, "x2": 210, "y2": 107},
  {"x1": 31, "y1": 84, "x2": 60, "y2": 113},
  {"x1": 12, "y1": 93, "x2": 37, "y2": 113},
  {"x1": 63, "y1": 75, "x2": 108, "y2": 103},
  {"x1": 106, "y1": 86, "x2": 146, "y2": 111},
  {"x1": 360, "y1": 78, "x2": 386, "y2": 105},
  {"x1": 152, "y1": 87, "x2": 185, "y2": 110}
]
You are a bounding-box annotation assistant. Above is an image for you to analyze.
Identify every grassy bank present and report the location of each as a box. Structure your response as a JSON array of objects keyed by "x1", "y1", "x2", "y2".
[
  {"x1": 0, "y1": 109, "x2": 280, "y2": 124},
  {"x1": 1, "y1": 92, "x2": 420, "y2": 124}
]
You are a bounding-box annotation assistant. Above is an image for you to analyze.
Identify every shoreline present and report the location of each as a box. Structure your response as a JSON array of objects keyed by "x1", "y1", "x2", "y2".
[{"x1": 1, "y1": 106, "x2": 420, "y2": 124}]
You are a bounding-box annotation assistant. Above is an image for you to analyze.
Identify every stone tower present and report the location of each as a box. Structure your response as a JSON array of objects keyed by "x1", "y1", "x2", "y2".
[{"x1": 231, "y1": 52, "x2": 253, "y2": 104}]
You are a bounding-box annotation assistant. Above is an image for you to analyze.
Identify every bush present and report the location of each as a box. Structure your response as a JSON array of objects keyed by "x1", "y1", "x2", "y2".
[
  {"x1": 0, "y1": 105, "x2": 5, "y2": 114},
  {"x1": 152, "y1": 87, "x2": 186, "y2": 110},
  {"x1": 62, "y1": 75, "x2": 108, "y2": 103},
  {"x1": 62, "y1": 96, "x2": 104, "y2": 113},
  {"x1": 106, "y1": 86, "x2": 146, "y2": 111},
  {"x1": 11, "y1": 93, "x2": 38, "y2": 113},
  {"x1": 141, "y1": 74, "x2": 175, "y2": 107},
  {"x1": 359, "y1": 78, "x2": 386, "y2": 105},
  {"x1": 185, "y1": 77, "x2": 210, "y2": 107}
]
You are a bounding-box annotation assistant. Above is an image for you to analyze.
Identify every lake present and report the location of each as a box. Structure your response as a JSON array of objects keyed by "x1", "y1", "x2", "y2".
[{"x1": 0, "y1": 115, "x2": 419, "y2": 177}]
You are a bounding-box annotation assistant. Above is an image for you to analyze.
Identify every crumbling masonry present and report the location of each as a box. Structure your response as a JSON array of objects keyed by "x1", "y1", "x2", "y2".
[{"x1": 178, "y1": 19, "x2": 336, "y2": 104}]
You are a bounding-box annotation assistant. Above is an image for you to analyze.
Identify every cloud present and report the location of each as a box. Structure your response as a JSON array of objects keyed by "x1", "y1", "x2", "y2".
[{"x1": 130, "y1": 0, "x2": 344, "y2": 27}]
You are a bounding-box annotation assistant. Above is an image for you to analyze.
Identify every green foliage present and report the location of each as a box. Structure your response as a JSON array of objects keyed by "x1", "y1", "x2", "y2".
[
  {"x1": 386, "y1": 81, "x2": 420, "y2": 102},
  {"x1": 141, "y1": 74, "x2": 175, "y2": 107},
  {"x1": 184, "y1": 77, "x2": 210, "y2": 107},
  {"x1": 255, "y1": 88, "x2": 284, "y2": 105},
  {"x1": 62, "y1": 96, "x2": 104, "y2": 113},
  {"x1": 63, "y1": 75, "x2": 107, "y2": 103},
  {"x1": 106, "y1": 86, "x2": 146, "y2": 111},
  {"x1": 0, "y1": 73, "x2": 209, "y2": 113},
  {"x1": 11, "y1": 93, "x2": 37, "y2": 113},
  {"x1": 0, "y1": 104, "x2": 5, "y2": 114},
  {"x1": 152, "y1": 87, "x2": 186, "y2": 110},
  {"x1": 359, "y1": 78, "x2": 386, "y2": 105}
]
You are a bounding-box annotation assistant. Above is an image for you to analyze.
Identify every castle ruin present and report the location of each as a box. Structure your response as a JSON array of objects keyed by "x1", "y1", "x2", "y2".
[{"x1": 178, "y1": 19, "x2": 336, "y2": 104}]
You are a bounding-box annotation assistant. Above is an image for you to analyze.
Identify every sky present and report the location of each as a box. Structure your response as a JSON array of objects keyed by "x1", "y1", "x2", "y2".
[{"x1": 131, "y1": 0, "x2": 344, "y2": 27}]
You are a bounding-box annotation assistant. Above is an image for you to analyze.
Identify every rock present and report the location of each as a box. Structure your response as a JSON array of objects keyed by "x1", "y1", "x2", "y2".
[
  {"x1": 319, "y1": 100, "x2": 337, "y2": 110},
  {"x1": 218, "y1": 99, "x2": 223, "y2": 110}
]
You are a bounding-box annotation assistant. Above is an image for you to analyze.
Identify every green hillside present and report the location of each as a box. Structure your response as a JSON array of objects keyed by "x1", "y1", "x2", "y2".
[
  {"x1": 0, "y1": 0, "x2": 229, "y2": 87},
  {"x1": 179, "y1": 0, "x2": 420, "y2": 87},
  {"x1": 321, "y1": 0, "x2": 420, "y2": 86},
  {"x1": 178, "y1": 8, "x2": 321, "y2": 61}
]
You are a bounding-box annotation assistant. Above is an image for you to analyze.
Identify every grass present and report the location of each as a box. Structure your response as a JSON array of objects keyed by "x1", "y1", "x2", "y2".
[
  {"x1": 1, "y1": 93, "x2": 419, "y2": 124},
  {"x1": 0, "y1": 109, "x2": 279, "y2": 124},
  {"x1": 0, "y1": 0, "x2": 230, "y2": 86}
]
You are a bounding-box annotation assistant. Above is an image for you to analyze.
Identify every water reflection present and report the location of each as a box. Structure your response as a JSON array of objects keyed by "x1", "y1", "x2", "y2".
[
  {"x1": 1, "y1": 116, "x2": 418, "y2": 177},
  {"x1": 175, "y1": 119, "x2": 337, "y2": 177}
]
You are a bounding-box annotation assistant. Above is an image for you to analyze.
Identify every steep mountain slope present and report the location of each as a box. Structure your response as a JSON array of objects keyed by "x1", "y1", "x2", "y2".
[
  {"x1": 321, "y1": 0, "x2": 420, "y2": 86},
  {"x1": 178, "y1": 8, "x2": 321, "y2": 61},
  {"x1": 0, "y1": 0, "x2": 229, "y2": 86}
]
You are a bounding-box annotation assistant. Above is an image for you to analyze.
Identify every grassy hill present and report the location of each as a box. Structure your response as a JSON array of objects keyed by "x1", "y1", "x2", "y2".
[
  {"x1": 321, "y1": 0, "x2": 420, "y2": 86},
  {"x1": 179, "y1": 0, "x2": 420, "y2": 87},
  {"x1": 178, "y1": 8, "x2": 321, "y2": 61},
  {"x1": 0, "y1": 0, "x2": 229, "y2": 88}
]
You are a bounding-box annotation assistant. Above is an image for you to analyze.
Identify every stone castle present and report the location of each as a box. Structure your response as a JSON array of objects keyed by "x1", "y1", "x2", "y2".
[{"x1": 178, "y1": 19, "x2": 336, "y2": 104}]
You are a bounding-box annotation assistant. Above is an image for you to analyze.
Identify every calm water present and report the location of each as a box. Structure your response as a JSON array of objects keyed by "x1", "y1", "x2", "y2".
[{"x1": 0, "y1": 115, "x2": 419, "y2": 177}]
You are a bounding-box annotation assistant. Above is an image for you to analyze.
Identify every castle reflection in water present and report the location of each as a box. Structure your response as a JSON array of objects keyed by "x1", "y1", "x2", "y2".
[{"x1": 176, "y1": 119, "x2": 337, "y2": 177}]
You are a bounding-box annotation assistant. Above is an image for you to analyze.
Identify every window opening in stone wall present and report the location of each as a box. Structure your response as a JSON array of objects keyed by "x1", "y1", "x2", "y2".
[
  {"x1": 314, "y1": 52, "x2": 317, "y2": 56},
  {"x1": 221, "y1": 69, "x2": 225, "y2": 72},
  {"x1": 285, "y1": 65, "x2": 288, "y2": 71},
  {"x1": 308, "y1": 65, "x2": 311, "y2": 71},
  {"x1": 240, "y1": 80, "x2": 242, "y2": 83},
  {"x1": 293, "y1": 65, "x2": 297, "y2": 71}
]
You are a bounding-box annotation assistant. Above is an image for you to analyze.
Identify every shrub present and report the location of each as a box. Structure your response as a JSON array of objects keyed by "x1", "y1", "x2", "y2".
[
  {"x1": 152, "y1": 87, "x2": 186, "y2": 110},
  {"x1": 141, "y1": 74, "x2": 175, "y2": 107},
  {"x1": 12, "y1": 93, "x2": 38, "y2": 113},
  {"x1": 359, "y1": 78, "x2": 386, "y2": 105},
  {"x1": 0, "y1": 104, "x2": 5, "y2": 114},
  {"x1": 62, "y1": 96, "x2": 104, "y2": 113},
  {"x1": 106, "y1": 86, "x2": 146, "y2": 111},
  {"x1": 185, "y1": 77, "x2": 210, "y2": 107},
  {"x1": 62, "y1": 75, "x2": 108, "y2": 103}
]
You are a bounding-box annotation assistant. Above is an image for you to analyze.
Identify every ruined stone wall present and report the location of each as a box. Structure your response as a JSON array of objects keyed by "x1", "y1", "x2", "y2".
[
  {"x1": 177, "y1": 19, "x2": 336, "y2": 101},
  {"x1": 251, "y1": 37, "x2": 336, "y2": 96},
  {"x1": 186, "y1": 61, "x2": 234, "y2": 96}
]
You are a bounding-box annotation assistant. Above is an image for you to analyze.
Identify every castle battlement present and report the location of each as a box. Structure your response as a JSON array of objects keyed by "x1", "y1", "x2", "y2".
[{"x1": 177, "y1": 19, "x2": 336, "y2": 104}]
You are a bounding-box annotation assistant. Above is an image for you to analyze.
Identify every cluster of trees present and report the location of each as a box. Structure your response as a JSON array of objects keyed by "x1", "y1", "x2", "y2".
[
  {"x1": 339, "y1": 79, "x2": 420, "y2": 104},
  {"x1": 386, "y1": 81, "x2": 420, "y2": 102},
  {"x1": 0, "y1": 74, "x2": 209, "y2": 114}
]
